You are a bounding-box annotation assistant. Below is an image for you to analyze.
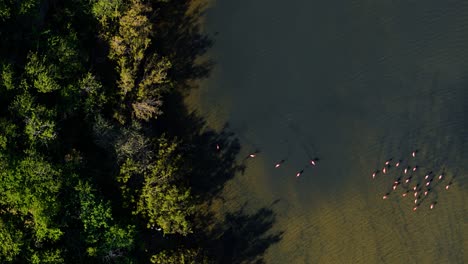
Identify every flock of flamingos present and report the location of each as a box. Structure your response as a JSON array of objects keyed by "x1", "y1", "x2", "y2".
[
  {"x1": 218, "y1": 144, "x2": 457, "y2": 212},
  {"x1": 371, "y1": 150, "x2": 455, "y2": 211}
]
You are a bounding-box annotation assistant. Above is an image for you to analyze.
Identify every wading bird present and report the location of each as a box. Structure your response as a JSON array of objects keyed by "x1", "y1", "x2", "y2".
[
  {"x1": 296, "y1": 170, "x2": 304, "y2": 177},
  {"x1": 275, "y1": 160, "x2": 285, "y2": 168}
]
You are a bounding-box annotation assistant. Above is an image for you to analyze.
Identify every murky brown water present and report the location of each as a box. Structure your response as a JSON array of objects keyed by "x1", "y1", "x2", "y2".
[{"x1": 188, "y1": 0, "x2": 468, "y2": 263}]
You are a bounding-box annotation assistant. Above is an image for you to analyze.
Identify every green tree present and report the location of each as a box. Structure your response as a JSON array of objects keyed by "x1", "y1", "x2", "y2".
[
  {"x1": 91, "y1": 0, "x2": 123, "y2": 27},
  {"x1": 118, "y1": 136, "x2": 195, "y2": 235},
  {"x1": 24, "y1": 52, "x2": 60, "y2": 93},
  {"x1": 75, "y1": 181, "x2": 135, "y2": 260},
  {"x1": 24, "y1": 105, "x2": 57, "y2": 144},
  {"x1": 137, "y1": 182, "x2": 194, "y2": 235},
  {"x1": 78, "y1": 72, "x2": 108, "y2": 117},
  {"x1": 0, "y1": 153, "x2": 63, "y2": 262},
  {"x1": 0, "y1": 219, "x2": 23, "y2": 262},
  {"x1": 1, "y1": 63, "x2": 14, "y2": 90}
]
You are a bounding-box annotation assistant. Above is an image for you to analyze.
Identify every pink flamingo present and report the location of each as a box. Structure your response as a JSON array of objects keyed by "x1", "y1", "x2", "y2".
[
  {"x1": 296, "y1": 170, "x2": 304, "y2": 177},
  {"x1": 413, "y1": 206, "x2": 418, "y2": 211},
  {"x1": 438, "y1": 174, "x2": 443, "y2": 180},
  {"x1": 430, "y1": 203, "x2": 435, "y2": 209},
  {"x1": 274, "y1": 160, "x2": 285, "y2": 168},
  {"x1": 412, "y1": 166, "x2": 417, "y2": 172},
  {"x1": 412, "y1": 151, "x2": 417, "y2": 157}
]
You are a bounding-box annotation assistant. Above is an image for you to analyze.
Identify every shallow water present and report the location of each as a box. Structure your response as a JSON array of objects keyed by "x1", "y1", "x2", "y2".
[{"x1": 188, "y1": 0, "x2": 468, "y2": 263}]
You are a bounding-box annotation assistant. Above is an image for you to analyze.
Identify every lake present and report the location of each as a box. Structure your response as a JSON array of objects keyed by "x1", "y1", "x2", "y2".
[{"x1": 187, "y1": 0, "x2": 467, "y2": 263}]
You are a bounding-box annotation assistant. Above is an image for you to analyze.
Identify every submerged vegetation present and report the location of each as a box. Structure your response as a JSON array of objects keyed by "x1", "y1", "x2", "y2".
[{"x1": 0, "y1": 0, "x2": 281, "y2": 263}]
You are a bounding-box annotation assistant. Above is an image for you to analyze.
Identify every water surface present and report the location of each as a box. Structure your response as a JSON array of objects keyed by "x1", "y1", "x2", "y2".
[{"x1": 188, "y1": 1, "x2": 468, "y2": 263}]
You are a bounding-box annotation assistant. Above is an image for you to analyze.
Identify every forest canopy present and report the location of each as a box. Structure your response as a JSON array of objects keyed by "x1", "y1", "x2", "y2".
[
  {"x1": 0, "y1": 0, "x2": 281, "y2": 263},
  {"x1": 0, "y1": 0, "x2": 213, "y2": 263}
]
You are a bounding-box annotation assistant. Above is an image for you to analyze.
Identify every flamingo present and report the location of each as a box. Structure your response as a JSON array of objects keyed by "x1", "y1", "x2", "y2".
[
  {"x1": 430, "y1": 203, "x2": 435, "y2": 209},
  {"x1": 216, "y1": 144, "x2": 220, "y2": 151},
  {"x1": 445, "y1": 184, "x2": 451, "y2": 190},
  {"x1": 438, "y1": 174, "x2": 443, "y2": 180},
  {"x1": 412, "y1": 150, "x2": 417, "y2": 157},
  {"x1": 395, "y1": 160, "x2": 401, "y2": 167},
  {"x1": 296, "y1": 170, "x2": 304, "y2": 177},
  {"x1": 275, "y1": 160, "x2": 285, "y2": 168},
  {"x1": 413, "y1": 206, "x2": 418, "y2": 211},
  {"x1": 383, "y1": 167, "x2": 387, "y2": 174},
  {"x1": 249, "y1": 153, "x2": 256, "y2": 158},
  {"x1": 412, "y1": 166, "x2": 418, "y2": 172}
]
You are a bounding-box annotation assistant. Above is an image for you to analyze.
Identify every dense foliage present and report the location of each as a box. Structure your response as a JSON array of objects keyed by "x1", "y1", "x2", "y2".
[
  {"x1": 0, "y1": 0, "x2": 206, "y2": 262},
  {"x1": 0, "y1": 0, "x2": 281, "y2": 263}
]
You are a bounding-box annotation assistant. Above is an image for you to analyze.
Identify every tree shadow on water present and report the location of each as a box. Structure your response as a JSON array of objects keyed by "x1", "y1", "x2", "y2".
[
  {"x1": 190, "y1": 203, "x2": 282, "y2": 264},
  {"x1": 147, "y1": 0, "x2": 283, "y2": 261},
  {"x1": 155, "y1": 92, "x2": 283, "y2": 262},
  {"x1": 150, "y1": 0, "x2": 214, "y2": 82}
]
